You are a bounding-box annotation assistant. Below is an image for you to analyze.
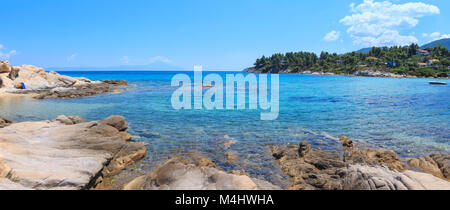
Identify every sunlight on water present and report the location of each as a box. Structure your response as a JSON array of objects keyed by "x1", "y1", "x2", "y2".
[{"x1": 1, "y1": 71, "x2": 449, "y2": 185}]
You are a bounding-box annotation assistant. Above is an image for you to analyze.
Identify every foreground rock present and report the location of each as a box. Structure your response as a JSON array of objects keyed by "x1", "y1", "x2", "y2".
[
  {"x1": 123, "y1": 157, "x2": 281, "y2": 190},
  {"x1": 408, "y1": 154, "x2": 450, "y2": 181},
  {"x1": 0, "y1": 61, "x2": 129, "y2": 99},
  {"x1": 270, "y1": 140, "x2": 450, "y2": 190},
  {"x1": 0, "y1": 115, "x2": 146, "y2": 190}
]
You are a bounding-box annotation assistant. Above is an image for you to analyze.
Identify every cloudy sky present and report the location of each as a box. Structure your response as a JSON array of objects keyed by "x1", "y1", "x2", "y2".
[{"x1": 0, "y1": 0, "x2": 448, "y2": 70}]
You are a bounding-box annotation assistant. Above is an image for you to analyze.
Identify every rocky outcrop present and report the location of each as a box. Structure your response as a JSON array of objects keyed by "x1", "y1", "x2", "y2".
[
  {"x1": 270, "y1": 140, "x2": 450, "y2": 190},
  {"x1": 408, "y1": 154, "x2": 450, "y2": 181},
  {"x1": 0, "y1": 116, "x2": 146, "y2": 190},
  {"x1": 0, "y1": 61, "x2": 129, "y2": 99},
  {"x1": 123, "y1": 157, "x2": 281, "y2": 190},
  {"x1": 101, "y1": 115, "x2": 128, "y2": 131},
  {"x1": 0, "y1": 61, "x2": 10, "y2": 73}
]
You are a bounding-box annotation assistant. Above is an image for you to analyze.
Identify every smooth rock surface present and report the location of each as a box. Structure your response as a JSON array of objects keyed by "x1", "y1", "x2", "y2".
[
  {"x1": 408, "y1": 154, "x2": 450, "y2": 181},
  {"x1": 0, "y1": 116, "x2": 146, "y2": 190},
  {"x1": 123, "y1": 158, "x2": 281, "y2": 190}
]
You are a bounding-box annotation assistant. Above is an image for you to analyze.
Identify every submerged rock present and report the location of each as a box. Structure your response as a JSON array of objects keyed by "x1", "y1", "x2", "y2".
[
  {"x1": 270, "y1": 139, "x2": 450, "y2": 190},
  {"x1": 123, "y1": 157, "x2": 281, "y2": 190},
  {"x1": 0, "y1": 115, "x2": 146, "y2": 190}
]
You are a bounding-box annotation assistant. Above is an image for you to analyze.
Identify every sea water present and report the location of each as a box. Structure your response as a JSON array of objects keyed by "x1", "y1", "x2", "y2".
[{"x1": 1, "y1": 71, "x2": 448, "y2": 184}]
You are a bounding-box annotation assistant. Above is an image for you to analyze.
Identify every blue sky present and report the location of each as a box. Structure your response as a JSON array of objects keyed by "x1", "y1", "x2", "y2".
[{"x1": 0, "y1": 0, "x2": 449, "y2": 70}]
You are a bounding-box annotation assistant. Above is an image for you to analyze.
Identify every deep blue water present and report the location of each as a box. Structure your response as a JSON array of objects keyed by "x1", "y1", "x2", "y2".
[{"x1": 1, "y1": 71, "x2": 449, "y2": 184}]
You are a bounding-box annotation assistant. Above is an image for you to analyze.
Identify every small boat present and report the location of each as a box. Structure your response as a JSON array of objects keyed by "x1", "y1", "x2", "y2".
[{"x1": 429, "y1": 81, "x2": 447, "y2": 85}]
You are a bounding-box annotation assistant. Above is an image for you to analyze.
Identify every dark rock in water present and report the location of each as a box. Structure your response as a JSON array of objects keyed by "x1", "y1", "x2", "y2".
[
  {"x1": 123, "y1": 157, "x2": 281, "y2": 190},
  {"x1": 0, "y1": 117, "x2": 12, "y2": 128},
  {"x1": 102, "y1": 80, "x2": 128, "y2": 86},
  {"x1": 33, "y1": 80, "x2": 129, "y2": 99},
  {"x1": 269, "y1": 139, "x2": 450, "y2": 190},
  {"x1": 340, "y1": 136, "x2": 354, "y2": 148}
]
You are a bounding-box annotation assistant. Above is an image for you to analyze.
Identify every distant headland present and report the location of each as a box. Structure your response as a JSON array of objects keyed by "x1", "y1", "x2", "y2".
[{"x1": 247, "y1": 39, "x2": 450, "y2": 79}]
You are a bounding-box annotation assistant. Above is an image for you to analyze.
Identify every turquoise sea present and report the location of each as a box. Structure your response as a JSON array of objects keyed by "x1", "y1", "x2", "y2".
[{"x1": 1, "y1": 71, "x2": 449, "y2": 184}]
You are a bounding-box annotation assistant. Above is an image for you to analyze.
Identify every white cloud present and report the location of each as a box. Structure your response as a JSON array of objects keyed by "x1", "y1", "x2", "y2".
[
  {"x1": 340, "y1": 0, "x2": 440, "y2": 47},
  {"x1": 148, "y1": 56, "x2": 170, "y2": 64},
  {"x1": 324, "y1": 30, "x2": 341, "y2": 41},
  {"x1": 423, "y1": 32, "x2": 450, "y2": 41},
  {"x1": 429, "y1": 32, "x2": 441, "y2": 40},
  {"x1": 0, "y1": 44, "x2": 17, "y2": 60},
  {"x1": 121, "y1": 56, "x2": 130, "y2": 64},
  {"x1": 67, "y1": 53, "x2": 77, "y2": 62}
]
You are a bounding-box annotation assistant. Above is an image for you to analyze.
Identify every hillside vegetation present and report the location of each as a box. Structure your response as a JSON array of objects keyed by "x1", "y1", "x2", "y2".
[{"x1": 250, "y1": 44, "x2": 450, "y2": 78}]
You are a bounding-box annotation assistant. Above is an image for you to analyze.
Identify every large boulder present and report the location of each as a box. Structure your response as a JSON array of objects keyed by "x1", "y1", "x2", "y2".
[
  {"x1": 13, "y1": 65, "x2": 51, "y2": 90},
  {"x1": 0, "y1": 61, "x2": 11, "y2": 73},
  {"x1": 408, "y1": 154, "x2": 450, "y2": 181},
  {"x1": 270, "y1": 140, "x2": 450, "y2": 190},
  {"x1": 100, "y1": 115, "x2": 128, "y2": 131},
  {"x1": 123, "y1": 158, "x2": 281, "y2": 190},
  {"x1": 341, "y1": 165, "x2": 450, "y2": 190},
  {"x1": 0, "y1": 116, "x2": 146, "y2": 190}
]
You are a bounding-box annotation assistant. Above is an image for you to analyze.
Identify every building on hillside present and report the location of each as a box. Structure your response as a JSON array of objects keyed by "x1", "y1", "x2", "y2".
[
  {"x1": 416, "y1": 49, "x2": 430, "y2": 56},
  {"x1": 427, "y1": 59, "x2": 440, "y2": 67},
  {"x1": 366, "y1": 56, "x2": 379, "y2": 65},
  {"x1": 385, "y1": 60, "x2": 397, "y2": 67},
  {"x1": 336, "y1": 59, "x2": 343, "y2": 65},
  {"x1": 417, "y1": 62, "x2": 427, "y2": 67}
]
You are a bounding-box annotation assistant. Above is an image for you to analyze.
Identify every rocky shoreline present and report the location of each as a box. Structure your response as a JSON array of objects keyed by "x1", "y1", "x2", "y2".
[
  {"x1": 246, "y1": 67, "x2": 449, "y2": 79},
  {"x1": 0, "y1": 115, "x2": 146, "y2": 190},
  {"x1": 1, "y1": 61, "x2": 449, "y2": 190},
  {"x1": 1, "y1": 115, "x2": 449, "y2": 190},
  {"x1": 269, "y1": 137, "x2": 450, "y2": 190},
  {"x1": 0, "y1": 61, "x2": 130, "y2": 99}
]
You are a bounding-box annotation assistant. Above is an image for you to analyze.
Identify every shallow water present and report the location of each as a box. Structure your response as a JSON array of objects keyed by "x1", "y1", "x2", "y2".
[{"x1": 1, "y1": 71, "x2": 449, "y2": 185}]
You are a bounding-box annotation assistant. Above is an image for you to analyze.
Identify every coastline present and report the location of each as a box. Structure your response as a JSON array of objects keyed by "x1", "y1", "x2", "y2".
[
  {"x1": 1, "y1": 62, "x2": 449, "y2": 190},
  {"x1": 2, "y1": 114, "x2": 449, "y2": 190},
  {"x1": 245, "y1": 68, "x2": 450, "y2": 79}
]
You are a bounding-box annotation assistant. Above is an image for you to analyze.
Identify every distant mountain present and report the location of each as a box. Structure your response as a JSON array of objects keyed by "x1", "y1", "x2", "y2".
[
  {"x1": 355, "y1": 47, "x2": 372, "y2": 54},
  {"x1": 421, "y1": 38, "x2": 450, "y2": 49},
  {"x1": 47, "y1": 62, "x2": 185, "y2": 71},
  {"x1": 353, "y1": 38, "x2": 450, "y2": 54}
]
